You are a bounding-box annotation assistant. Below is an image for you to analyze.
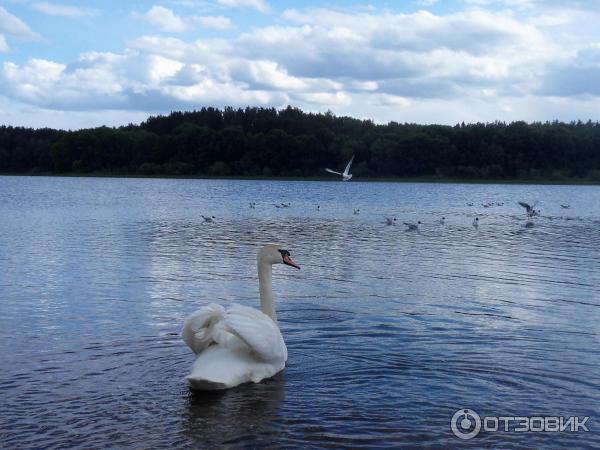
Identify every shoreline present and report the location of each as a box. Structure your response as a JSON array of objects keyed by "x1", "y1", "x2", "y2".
[{"x1": 1, "y1": 172, "x2": 599, "y2": 186}]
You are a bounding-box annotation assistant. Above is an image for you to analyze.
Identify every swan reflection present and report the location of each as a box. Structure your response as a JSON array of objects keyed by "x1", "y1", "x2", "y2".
[{"x1": 183, "y1": 372, "x2": 285, "y2": 446}]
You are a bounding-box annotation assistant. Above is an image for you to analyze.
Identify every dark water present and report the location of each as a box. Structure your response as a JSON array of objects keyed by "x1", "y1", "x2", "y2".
[{"x1": 1, "y1": 176, "x2": 599, "y2": 449}]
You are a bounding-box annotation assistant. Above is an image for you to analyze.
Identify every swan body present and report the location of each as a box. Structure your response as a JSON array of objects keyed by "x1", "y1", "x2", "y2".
[{"x1": 182, "y1": 244, "x2": 300, "y2": 390}]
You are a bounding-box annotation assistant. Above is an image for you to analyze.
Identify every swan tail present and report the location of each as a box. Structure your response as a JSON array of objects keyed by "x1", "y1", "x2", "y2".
[{"x1": 182, "y1": 303, "x2": 226, "y2": 354}]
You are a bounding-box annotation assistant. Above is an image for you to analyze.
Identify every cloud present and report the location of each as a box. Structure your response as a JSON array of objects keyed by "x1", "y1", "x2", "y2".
[
  {"x1": 0, "y1": 35, "x2": 8, "y2": 52},
  {"x1": 30, "y1": 2, "x2": 97, "y2": 17},
  {"x1": 193, "y1": 15, "x2": 233, "y2": 30},
  {"x1": 0, "y1": 6, "x2": 37, "y2": 39},
  {"x1": 137, "y1": 6, "x2": 233, "y2": 32},
  {"x1": 217, "y1": 0, "x2": 270, "y2": 14},
  {"x1": 138, "y1": 5, "x2": 188, "y2": 32},
  {"x1": 1, "y1": 5, "x2": 599, "y2": 127},
  {"x1": 537, "y1": 44, "x2": 600, "y2": 97}
]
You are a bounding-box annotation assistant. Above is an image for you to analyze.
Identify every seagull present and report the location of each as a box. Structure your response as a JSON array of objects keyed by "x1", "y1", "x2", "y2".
[
  {"x1": 281, "y1": 203, "x2": 291, "y2": 208},
  {"x1": 325, "y1": 155, "x2": 354, "y2": 181},
  {"x1": 473, "y1": 217, "x2": 479, "y2": 228},
  {"x1": 385, "y1": 217, "x2": 397, "y2": 226},
  {"x1": 316, "y1": 205, "x2": 320, "y2": 211},
  {"x1": 404, "y1": 221, "x2": 421, "y2": 231},
  {"x1": 466, "y1": 202, "x2": 474, "y2": 207},
  {"x1": 273, "y1": 204, "x2": 282, "y2": 208},
  {"x1": 201, "y1": 215, "x2": 215, "y2": 222},
  {"x1": 354, "y1": 208, "x2": 360, "y2": 215},
  {"x1": 518, "y1": 201, "x2": 539, "y2": 217},
  {"x1": 439, "y1": 217, "x2": 446, "y2": 225},
  {"x1": 561, "y1": 204, "x2": 570, "y2": 209},
  {"x1": 249, "y1": 202, "x2": 256, "y2": 209}
]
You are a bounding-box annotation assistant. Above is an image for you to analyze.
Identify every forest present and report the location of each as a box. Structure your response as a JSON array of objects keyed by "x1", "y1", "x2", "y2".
[{"x1": 1, "y1": 106, "x2": 600, "y2": 181}]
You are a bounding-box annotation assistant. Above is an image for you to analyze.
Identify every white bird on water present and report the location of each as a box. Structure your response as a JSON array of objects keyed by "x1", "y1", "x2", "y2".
[
  {"x1": 182, "y1": 244, "x2": 300, "y2": 390},
  {"x1": 325, "y1": 155, "x2": 354, "y2": 181},
  {"x1": 385, "y1": 217, "x2": 397, "y2": 226},
  {"x1": 202, "y1": 215, "x2": 215, "y2": 222},
  {"x1": 473, "y1": 217, "x2": 479, "y2": 228},
  {"x1": 404, "y1": 221, "x2": 421, "y2": 231}
]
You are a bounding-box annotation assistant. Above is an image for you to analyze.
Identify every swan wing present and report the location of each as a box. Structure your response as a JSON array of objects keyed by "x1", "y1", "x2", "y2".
[
  {"x1": 182, "y1": 303, "x2": 226, "y2": 354},
  {"x1": 224, "y1": 304, "x2": 287, "y2": 363},
  {"x1": 343, "y1": 155, "x2": 354, "y2": 175},
  {"x1": 325, "y1": 168, "x2": 342, "y2": 175}
]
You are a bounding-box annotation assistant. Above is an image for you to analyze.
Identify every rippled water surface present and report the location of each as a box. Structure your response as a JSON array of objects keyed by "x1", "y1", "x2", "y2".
[{"x1": 1, "y1": 176, "x2": 599, "y2": 449}]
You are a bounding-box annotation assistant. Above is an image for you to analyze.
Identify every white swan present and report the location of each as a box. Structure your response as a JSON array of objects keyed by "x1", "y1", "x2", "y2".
[
  {"x1": 182, "y1": 244, "x2": 300, "y2": 390},
  {"x1": 325, "y1": 155, "x2": 354, "y2": 181}
]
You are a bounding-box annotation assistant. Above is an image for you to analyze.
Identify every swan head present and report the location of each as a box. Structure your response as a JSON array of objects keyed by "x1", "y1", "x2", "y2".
[{"x1": 258, "y1": 244, "x2": 300, "y2": 269}]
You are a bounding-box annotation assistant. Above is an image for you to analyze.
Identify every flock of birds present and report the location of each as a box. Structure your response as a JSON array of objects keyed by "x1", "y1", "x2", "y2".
[
  {"x1": 195, "y1": 199, "x2": 573, "y2": 232},
  {"x1": 199, "y1": 157, "x2": 578, "y2": 231}
]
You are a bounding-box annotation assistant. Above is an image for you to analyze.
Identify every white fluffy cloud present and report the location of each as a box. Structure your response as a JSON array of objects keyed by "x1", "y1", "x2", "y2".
[
  {"x1": 139, "y1": 6, "x2": 188, "y2": 32},
  {"x1": 1, "y1": 3, "x2": 600, "y2": 127}
]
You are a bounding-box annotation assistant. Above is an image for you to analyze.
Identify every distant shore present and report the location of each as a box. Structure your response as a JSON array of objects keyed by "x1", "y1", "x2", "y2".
[{"x1": 2, "y1": 172, "x2": 599, "y2": 186}]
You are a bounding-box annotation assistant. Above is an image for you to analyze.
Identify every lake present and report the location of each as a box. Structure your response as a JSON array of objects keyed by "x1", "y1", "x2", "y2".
[{"x1": 1, "y1": 175, "x2": 599, "y2": 449}]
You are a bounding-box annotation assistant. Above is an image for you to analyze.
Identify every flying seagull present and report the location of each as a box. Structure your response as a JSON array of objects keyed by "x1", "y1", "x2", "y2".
[
  {"x1": 518, "y1": 201, "x2": 539, "y2": 217},
  {"x1": 325, "y1": 155, "x2": 354, "y2": 181}
]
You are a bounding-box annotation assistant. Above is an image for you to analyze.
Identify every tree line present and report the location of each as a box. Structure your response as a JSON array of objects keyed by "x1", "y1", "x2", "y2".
[{"x1": 1, "y1": 106, "x2": 600, "y2": 181}]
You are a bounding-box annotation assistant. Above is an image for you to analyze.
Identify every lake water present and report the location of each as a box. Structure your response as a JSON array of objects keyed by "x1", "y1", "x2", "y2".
[{"x1": 1, "y1": 175, "x2": 599, "y2": 449}]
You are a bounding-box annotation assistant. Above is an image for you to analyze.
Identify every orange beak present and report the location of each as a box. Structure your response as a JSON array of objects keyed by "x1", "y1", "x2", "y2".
[{"x1": 283, "y1": 255, "x2": 300, "y2": 269}]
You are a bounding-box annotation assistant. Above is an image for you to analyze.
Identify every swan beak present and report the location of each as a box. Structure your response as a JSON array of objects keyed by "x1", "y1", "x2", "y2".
[{"x1": 283, "y1": 255, "x2": 300, "y2": 269}]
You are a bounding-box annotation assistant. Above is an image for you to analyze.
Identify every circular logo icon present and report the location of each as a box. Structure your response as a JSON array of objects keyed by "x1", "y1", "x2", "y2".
[{"x1": 451, "y1": 409, "x2": 481, "y2": 440}]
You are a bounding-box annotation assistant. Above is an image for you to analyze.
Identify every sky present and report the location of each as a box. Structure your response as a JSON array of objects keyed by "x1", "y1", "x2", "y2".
[{"x1": 2, "y1": 0, "x2": 600, "y2": 129}]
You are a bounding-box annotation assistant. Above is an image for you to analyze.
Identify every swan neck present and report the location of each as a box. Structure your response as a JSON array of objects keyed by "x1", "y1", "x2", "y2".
[{"x1": 258, "y1": 260, "x2": 276, "y2": 323}]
